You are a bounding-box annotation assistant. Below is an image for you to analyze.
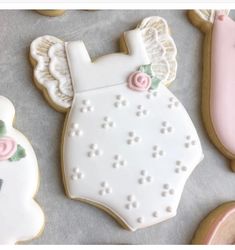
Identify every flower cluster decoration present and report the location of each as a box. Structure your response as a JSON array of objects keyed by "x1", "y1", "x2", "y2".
[
  {"x1": 0, "y1": 120, "x2": 26, "y2": 162},
  {"x1": 128, "y1": 64, "x2": 161, "y2": 92}
]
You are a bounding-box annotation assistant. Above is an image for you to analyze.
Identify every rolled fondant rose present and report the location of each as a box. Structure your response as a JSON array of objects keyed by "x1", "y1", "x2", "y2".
[
  {"x1": 128, "y1": 71, "x2": 151, "y2": 91},
  {"x1": 0, "y1": 137, "x2": 17, "y2": 161}
]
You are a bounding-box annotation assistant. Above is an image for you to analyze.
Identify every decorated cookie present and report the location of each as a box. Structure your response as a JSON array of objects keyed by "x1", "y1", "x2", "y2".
[
  {"x1": 0, "y1": 96, "x2": 44, "y2": 244},
  {"x1": 188, "y1": 10, "x2": 235, "y2": 171},
  {"x1": 36, "y1": 10, "x2": 65, "y2": 17},
  {"x1": 30, "y1": 16, "x2": 203, "y2": 231},
  {"x1": 192, "y1": 202, "x2": 235, "y2": 244}
]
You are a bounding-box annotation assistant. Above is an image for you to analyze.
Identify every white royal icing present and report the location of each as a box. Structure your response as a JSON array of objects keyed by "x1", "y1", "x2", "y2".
[
  {"x1": 30, "y1": 36, "x2": 73, "y2": 111},
  {"x1": 0, "y1": 96, "x2": 44, "y2": 244},
  {"x1": 30, "y1": 16, "x2": 203, "y2": 231},
  {"x1": 63, "y1": 82, "x2": 203, "y2": 231},
  {"x1": 30, "y1": 16, "x2": 177, "y2": 110}
]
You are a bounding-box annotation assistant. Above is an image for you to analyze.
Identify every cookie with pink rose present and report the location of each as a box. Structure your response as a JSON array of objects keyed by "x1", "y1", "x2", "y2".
[
  {"x1": 0, "y1": 96, "x2": 44, "y2": 244},
  {"x1": 0, "y1": 121, "x2": 25, "y2": 162},
  {"x1": 127, "y1": 64, "x2": 160, "y2": 91},
  {"x1": 30, "y1": 16, "x2": 203, "y2": 230}
]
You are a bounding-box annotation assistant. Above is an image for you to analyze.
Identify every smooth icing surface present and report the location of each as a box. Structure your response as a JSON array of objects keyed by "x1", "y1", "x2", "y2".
[
  {"x1": 30, "y1": 16, "x2": 203, "y2": 230},
  {"x1": 0, "y1": 96, "x2": 44, "y2": 244},
  {"x1": 65, "y1": 30, "x2": 150, "y2": 92},
  {"x1": 63, "y1": 83, "x2": 203, "y2": 230},
  {"x1": 206, "y1": 207, "x2": 235, "y2": 244},
  {"x1": 211, "y1": 14, "x2": 235, "y2": 155},
  {"x1": 193, "y1": 203, "x2": 235, "y2": 244}
]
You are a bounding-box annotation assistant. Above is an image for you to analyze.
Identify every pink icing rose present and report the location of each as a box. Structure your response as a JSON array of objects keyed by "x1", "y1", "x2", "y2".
[
  {"x1": 0, "y1": 137, "x2": 17, "y2": 161},
  {"x1": 218, "y1": 15, "x2": 225, "y2": 21},
  {"x1": 128, "y1": 71, "x2": 151, "y2": 91}
]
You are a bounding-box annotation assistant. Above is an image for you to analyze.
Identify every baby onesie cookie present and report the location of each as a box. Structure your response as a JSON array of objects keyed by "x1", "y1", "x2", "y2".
[
  {"x1": 0, "y1": 96, "x2": 44, "y2": 244},
  {"x1": 30, "y1": 16, "x2": 203, "y2": 231},
  {"x1": 188, "y1": 10, "x2": 235, "y2": 171},
  {"x1": 192, "y1": 202, "x2": 235, "y2": 244}
]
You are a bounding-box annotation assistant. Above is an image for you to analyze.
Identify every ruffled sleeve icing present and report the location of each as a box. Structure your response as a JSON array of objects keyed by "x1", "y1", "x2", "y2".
[
  {"x1": 30, "y1": 35, "x2": 73, "y2": 111},
  {"x1": 137, "y1": 16, "x2": 177, "y2": 86},
  {"x1": 194, "y1": 10, "x2": 230, "y2": 23}
]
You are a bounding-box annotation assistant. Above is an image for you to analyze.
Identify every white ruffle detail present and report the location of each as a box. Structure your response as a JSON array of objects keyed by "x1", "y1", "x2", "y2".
[
  {"x1": 138, "y1": 16, "x2": 177, "y2": 86},
  {"x1": 194, "y1": 10, "x2": 230, "y2": 23},
  {"x1": 30, "y1": 35, "x2": 73, "y2": 111}
]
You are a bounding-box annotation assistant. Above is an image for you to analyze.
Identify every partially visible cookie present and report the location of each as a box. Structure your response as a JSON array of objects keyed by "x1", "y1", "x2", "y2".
[
  {"x1": 36, "y1": 10, "x2": 65, "y2": 17},
  {"x1": 188, "y1": 10, "x2": 235, "y2": 171},
  {"x1": 0, "y1": 96, "x2": 44, "y2": 244},
  {"x1": 192, "y1": 202, "x2": 235, "y2": 244}
]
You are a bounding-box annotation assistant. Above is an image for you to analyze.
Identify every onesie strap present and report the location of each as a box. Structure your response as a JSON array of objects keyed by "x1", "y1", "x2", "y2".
[{"x1": 65, "y1": 29, "x2": 150, "y2": 93}]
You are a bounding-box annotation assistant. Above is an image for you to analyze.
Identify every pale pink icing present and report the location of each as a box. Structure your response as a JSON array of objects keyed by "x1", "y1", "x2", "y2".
[
  {"x1": 211, "y1": 15, "x2": 235, "y2": 155},
  {"x1": 0, "y1": 137, "x2": 17, "y2": 161},
  {"x1": 128, "y1": 71, "x2": 151, "y2": 91},
  {"x1": 218, "y1": 15, "x2": 225, "y2": 21},
  {"x1": 202, "y1": 206, "x2": 235, "y2": 244}
]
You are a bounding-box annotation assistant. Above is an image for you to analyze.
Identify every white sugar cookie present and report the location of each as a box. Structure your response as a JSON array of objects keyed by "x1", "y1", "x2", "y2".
[
  {"x1": 30, "y1": 16, "x2": 203, "y2": 231},
  {"x1": 0, "y1": 96, "x2": 44, "y2": 244}
]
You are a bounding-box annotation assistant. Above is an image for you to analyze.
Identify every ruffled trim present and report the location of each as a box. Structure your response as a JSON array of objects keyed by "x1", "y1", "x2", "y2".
[
  {"x1": 30, "y1": 35, "x2": 73, "y2": 110},
  {"x1": 194, "y1": 10, "x2": 230, "y2": 23},
  {"x1": 138, "y1": 16, "x2": 177, "y2": 86}
]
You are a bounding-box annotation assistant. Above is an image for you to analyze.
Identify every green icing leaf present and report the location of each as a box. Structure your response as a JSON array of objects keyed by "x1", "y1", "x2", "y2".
[
  {"x1": 139, "y1": 64, "x2": 154, "y2": 77},
  {"x1": 137, "y1": 64, "x2": 161, "y2": 90},
  {"x1": 151, "y1": 77, "x2": 161, "y2": 89},
  {"x1": 9, "y1": 145, "x2": 26, "y2": 162},
  {"x1": 0, "y1": 120, "x2": 6, "y2": 137}
]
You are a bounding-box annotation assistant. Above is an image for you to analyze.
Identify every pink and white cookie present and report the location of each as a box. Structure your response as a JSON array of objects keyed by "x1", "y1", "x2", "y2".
[
  {"x1": 30, "y1": 16, "x2": 203, "y2": 231},
  {"x1": 0, "y1": 96, "x2": 44, "y2": 244},
  {"x1": 192, "y1": 202, "x2": 235, "y2": 244},
  {"x1": 188, "y1": 10, "x2": 235, "y2": 171}
]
